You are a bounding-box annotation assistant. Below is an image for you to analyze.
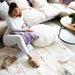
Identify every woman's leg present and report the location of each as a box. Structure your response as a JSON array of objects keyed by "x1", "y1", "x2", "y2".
[
  {"x1": 3, "y1": 35, "x2": 31, "y2": 56},
  {"x1": 16, "y1": 44, "x2": 33, "y2": 58},
  {"x1": 15, "y1": 37, "x2": 39, "y2": 68},
  {"x1": 3, "y1": 35, "x2": 32, "y2": 60},
  {"x1": 3, "y1": 35, "x2": 39, "y2": 68},
  {"x1": 16, "y1": 35, "x2": 33, "y2": 59}
]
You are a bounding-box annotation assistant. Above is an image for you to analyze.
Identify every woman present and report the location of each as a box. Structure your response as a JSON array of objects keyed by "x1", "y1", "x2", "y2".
[{"x1": 2, "y1": 2, "x2": 39, "y2": 69}]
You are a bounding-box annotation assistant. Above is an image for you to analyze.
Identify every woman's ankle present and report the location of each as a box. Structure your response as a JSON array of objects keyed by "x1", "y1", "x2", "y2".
[
  {"x1": 27, "y1": 54, "x2": 32, "y2": 59},
  {"x1": 11, "y1": 56, "x2": 17, "y2": 63}
]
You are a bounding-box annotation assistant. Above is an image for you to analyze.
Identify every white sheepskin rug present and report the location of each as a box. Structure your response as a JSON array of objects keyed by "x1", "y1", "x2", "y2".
[{"x1": 0, "y1": 40, "x2": 75, "y2": 75}]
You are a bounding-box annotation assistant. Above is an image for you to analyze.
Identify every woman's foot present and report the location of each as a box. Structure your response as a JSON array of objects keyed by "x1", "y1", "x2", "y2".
[
  {"x1": 28, "y1": 58, "x2": 39, "y2": 68},
  {"x1": 1, "y1": 56, "x2": 17, "y2": 69},
  {"x1": 27, "y1": 54, "x2": 39, "y2": 68}
]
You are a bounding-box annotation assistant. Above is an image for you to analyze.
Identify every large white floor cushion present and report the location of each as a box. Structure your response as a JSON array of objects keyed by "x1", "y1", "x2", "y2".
[{"x1": 30, "y1": 24, "x2": 55, "y2": 47}]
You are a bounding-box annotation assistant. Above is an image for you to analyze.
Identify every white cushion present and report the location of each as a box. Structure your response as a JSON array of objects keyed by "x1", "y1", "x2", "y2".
[
  {"x1": 51, "y1": 3, "x2": 65, "y2": 10},
  {"x1": 32, "y1": 0, "x2": 48, "y2": 9},
  {"x1": 30, "y1": 24, "x2": 55, "y2": 47},
  {"x1": 0, "y1": 1, "x2": 9, "y2": 20},
  {"x1": 10, "y1": 0, "x2": 30, "y2": 10},
  {"x1": 59, "y1": 8, "x2": 75, "y2": 17},
  {"x1": 22, "y1": 8, "x2": 46, "y2": 26},
  {"x1": 0, "y1": 21, "x2": 7, "y2": 38},
  {"x1": 67, "y1": 2, "x2": 75, "y2": 10},
  {"x1": 38, "y1": 4, "x2": 59, "y2": 20}
]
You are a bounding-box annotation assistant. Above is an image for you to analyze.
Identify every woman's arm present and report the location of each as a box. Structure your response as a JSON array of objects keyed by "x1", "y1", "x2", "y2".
[
  {"x1": 22, "y1": 23, "x2": 34, "y2": 32},
  {"x1": 22, "y1": 23, "x2": 26, "y2": 28},
  {"x1": 7, "y1": 18, "x2": 26, "y2": 32},
  {"x1": 26, "y1": 28, "x2": 34, "y2": 32}
]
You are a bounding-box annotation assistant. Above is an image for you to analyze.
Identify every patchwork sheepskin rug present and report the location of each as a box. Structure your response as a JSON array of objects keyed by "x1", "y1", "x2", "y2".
[{"x1": 0, "y1": 40, "x2": 75, "y2": 75}]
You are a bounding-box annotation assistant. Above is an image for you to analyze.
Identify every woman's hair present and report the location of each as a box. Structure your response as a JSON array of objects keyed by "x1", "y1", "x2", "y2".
[{"x1": 8, "y1": 2, "x2": 22, "y2": 18}]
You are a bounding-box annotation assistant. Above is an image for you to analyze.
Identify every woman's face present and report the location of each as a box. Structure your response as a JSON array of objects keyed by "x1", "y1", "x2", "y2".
[{"x1": 13, "y1": 7, "x2": 19, "y2": 17}]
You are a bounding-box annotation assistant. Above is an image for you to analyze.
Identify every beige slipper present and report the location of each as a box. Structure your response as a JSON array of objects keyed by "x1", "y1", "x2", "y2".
[
  {"x1": 28, "y1": 58, "x2": 39, "y2": 68},
  {"x1": 1, "y1": 56, "x2": 12, "y2": 69}
]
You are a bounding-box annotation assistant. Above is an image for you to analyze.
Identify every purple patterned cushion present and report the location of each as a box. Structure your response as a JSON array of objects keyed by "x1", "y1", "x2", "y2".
[{"x1": 10, "y1": 31, "x2": 39, "y2": 45}]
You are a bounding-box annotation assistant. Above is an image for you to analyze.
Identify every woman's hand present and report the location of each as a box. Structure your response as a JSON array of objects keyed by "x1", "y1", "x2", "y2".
[
  {"x1": 22, "y1": 23, "x2": 25, "y2": 28},
  {"x1": 26, "y1": 28, "x2": 34, "y2": 32}
]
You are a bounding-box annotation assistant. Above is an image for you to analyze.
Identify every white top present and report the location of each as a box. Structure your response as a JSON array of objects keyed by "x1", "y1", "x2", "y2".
[{"x1": 4, "y1": 16, "x2": 27, "y2": 34}]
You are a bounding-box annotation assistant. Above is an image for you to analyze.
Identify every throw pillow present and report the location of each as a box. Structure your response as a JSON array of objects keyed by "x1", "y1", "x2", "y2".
[
  {"x1": 32, "y1": 0, "x2": 48, "y2": 9},
  {"x1": 9, "y1": 0, "x2": 30, "y2": 10},
  {"x1": 67, "y1": 2, "x2": 75, "y2": 10},
  {"x1": 59, "y1": 8, "x2": 75, "y2": 17},
  {"x1": 0, "y1": 1, "x2": 9, "y2": 20},
  {"x1": 51, "y1": 3, "x2": 65, "y2": 10},
  {"x1": 10, "y1": 31, "x2": 39, "y2": 45}
]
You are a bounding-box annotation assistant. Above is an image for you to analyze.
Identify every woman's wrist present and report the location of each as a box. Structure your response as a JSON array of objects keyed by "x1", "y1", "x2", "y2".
[{"x1": 26, "y1": 28, "x2": 30, "y2": 31}]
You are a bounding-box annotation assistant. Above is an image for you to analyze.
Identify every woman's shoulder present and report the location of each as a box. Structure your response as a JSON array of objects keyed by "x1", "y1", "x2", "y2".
[
  {"x1": 7, "y1": 16, "x2": 13, "y2": 21},
  {"x1": 7, "y1": 16, "x2": 23, "y2": 21},
  {"x1": 18, "y1": 16, "x2": 24, "y2": 21},
  {"x1": 19, "y1": 16, "x2": 23, "y2": 19}
]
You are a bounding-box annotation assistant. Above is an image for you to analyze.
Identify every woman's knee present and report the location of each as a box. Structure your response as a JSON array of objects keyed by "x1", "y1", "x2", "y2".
[
  {"x1": 16, "y1": 35, "x2": 23, "y2": 41},
  {"x1": 27, "y1": 44, "x2": 33, "y2": 51},
  {"x1": 16, "y1": 35, "x2": 25, "y2": 46}
]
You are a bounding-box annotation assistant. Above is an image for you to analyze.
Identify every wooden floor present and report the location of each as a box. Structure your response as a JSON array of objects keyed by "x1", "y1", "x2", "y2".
[{"x1": 0, "y1": 40, "x2": 75, "y2": 75}]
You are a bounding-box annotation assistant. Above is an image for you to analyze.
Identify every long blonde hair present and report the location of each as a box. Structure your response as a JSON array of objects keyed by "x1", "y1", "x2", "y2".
[{"x1": 8, "y1": 2, "x2": 22, "y2": 18}]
